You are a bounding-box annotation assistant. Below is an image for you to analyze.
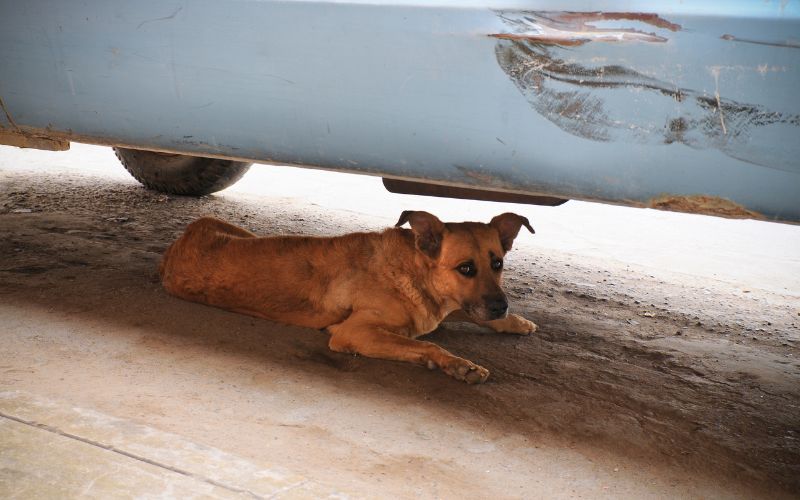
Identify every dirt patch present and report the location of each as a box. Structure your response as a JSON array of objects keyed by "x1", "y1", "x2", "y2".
[{"x1": 648, "y1": 194, "x2": 764, "y2": 220}]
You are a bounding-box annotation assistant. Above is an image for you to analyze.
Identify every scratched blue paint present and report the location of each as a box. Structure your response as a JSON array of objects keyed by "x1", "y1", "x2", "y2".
[{"x1": 0, "y1": 1, "x2": 798, "y2": 221}]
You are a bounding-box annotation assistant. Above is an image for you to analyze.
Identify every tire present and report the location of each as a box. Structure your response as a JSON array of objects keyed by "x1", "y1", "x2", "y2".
[{"x1": 113, "y1": 147, "x2": 252, "y2": 196}]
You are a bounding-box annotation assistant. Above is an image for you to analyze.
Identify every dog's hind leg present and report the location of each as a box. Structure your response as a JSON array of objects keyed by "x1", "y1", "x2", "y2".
[{"x1": 327, "y1": 314, "x2": 489, "y2": 384}]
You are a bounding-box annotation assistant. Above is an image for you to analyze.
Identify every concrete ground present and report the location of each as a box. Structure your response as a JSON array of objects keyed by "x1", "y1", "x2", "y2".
[{"x1": 1, "y1": 144, "x2": 799, "y2": 498}]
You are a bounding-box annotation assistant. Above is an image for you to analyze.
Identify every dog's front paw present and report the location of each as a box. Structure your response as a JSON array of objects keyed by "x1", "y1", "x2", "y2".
[
  {"x1": 441, "y1": 356, "x2": 489, "y2": 384},
  {"x1": 509, "y1": 315, "x2": 538, "y2": 335},
  {"x1": 484, "y1": 313, "x2": 537, "y2": 335}
]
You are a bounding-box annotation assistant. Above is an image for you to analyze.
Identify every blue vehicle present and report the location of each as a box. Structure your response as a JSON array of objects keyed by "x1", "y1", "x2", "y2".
[{"x1": 1, "y1": 1, "x2": 798, "y2": 222}]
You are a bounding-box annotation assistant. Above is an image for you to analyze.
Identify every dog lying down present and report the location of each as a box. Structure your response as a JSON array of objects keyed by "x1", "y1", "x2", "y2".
[{"x1": 160, "y1": 211, "x2": 537, "y2": 384}]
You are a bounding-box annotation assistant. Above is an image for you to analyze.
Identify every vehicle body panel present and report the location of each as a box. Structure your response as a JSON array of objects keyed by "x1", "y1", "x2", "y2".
[{"x1": 1, "y1": 1, "x2": 798, "y2": 221}]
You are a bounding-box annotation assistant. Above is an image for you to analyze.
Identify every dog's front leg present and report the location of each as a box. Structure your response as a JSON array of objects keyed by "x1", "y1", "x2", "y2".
[
  {"x1": 327, "y1": 313, "x2": 489, "y2": 384},
  {"x1": 479, "y1": 314, "x2": 538, "y2": 335},
  {"x1": 445, "y1": 310, "x2": 537, "y2": 335}
]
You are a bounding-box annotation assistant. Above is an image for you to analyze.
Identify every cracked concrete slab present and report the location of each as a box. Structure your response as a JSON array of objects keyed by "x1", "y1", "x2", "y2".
[{"x1": 0, "y1": 391, "x2": 344, "y2": 499}]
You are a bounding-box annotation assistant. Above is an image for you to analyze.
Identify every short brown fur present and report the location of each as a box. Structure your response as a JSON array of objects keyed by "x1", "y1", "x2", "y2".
[{"x1": 160, "y1": 212, "x2": 536, "y2": 383}]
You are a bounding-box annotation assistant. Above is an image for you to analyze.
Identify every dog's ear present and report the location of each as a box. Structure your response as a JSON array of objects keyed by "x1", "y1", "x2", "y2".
[
  {"x1": 395, "y1": 210, "x2": 445, "y2": 258},
  {"x1": 490, "y1": 213, "x2": 534, "y2": 252}
]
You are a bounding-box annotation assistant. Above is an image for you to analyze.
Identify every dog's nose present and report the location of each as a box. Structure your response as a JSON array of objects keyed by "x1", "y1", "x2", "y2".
[{"x1": 487, "y1": 297, "x2": 508, "y2": 319}]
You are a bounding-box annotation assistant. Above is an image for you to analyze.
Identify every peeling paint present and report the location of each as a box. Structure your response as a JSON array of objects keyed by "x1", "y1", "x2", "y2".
[
  {"x1": 492, "y1": 14, "x2": 800, "y2": 172},
  {"x1": 648, "y1": 195, "x2": 764, "y2": 220},
  {"x1": 491, "y1": 11, "x2": 681, "y2": 46},
  {"x1": 710, "y1": 67, "x2": 727, "y2": 135}
]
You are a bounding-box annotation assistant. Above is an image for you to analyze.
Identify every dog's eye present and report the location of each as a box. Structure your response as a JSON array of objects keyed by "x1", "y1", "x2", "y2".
[
  {"x1": 457, "y1": 262, "x2": 476, "y2": 277},
  {"x1": 491, "y1": 258, "x2": 503, "y2": 271}
]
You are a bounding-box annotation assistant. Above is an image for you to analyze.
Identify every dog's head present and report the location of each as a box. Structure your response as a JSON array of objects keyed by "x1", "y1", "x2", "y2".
[{"x1": 396, "y1": 211, "x2": 534, "y2": 321}]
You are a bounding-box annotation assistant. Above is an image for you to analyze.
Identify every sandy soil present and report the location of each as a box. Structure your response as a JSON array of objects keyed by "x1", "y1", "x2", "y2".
[{"x1": 1, "y1": 144, "x2": 799, "y2": 498}]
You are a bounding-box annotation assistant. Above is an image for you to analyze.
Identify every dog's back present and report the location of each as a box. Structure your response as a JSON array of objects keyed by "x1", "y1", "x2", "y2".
[
  {"x1": 159, "y1": 217, "x2": 407, "y2": 329},
  {"x1": 160, "y1": 216, "x2": 252, "y2": 284}
]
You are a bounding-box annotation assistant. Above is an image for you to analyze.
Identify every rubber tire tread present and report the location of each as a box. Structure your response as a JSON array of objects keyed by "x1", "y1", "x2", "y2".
[{"x1": 114, "y1": 147, "x2": 252, "y2": 196}]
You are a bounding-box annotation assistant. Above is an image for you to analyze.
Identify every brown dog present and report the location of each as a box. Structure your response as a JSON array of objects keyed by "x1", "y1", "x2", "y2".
[{"x1": 160, "y1": 211, "x2": 536, "y2": 383}]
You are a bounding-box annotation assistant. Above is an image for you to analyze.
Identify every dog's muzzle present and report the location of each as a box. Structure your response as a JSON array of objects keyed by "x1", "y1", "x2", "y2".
[
  {"x1": 486, "y1": 296, "x2": 509, "y2": 320},
  {"x1": 464, "y1": 294, "x2": 509, "y2": 321}
]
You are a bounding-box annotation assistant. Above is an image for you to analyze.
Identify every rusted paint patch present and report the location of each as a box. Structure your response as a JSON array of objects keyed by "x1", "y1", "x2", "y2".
[
  {"x1": 648, "y1": 195, "x2": 764, "y2": 220},
  {"x1": 721, "y1": 34, "x2": 800, "y2": 50},
  {"x1": 0, "y1": 127, "x2": 70, "y2": 151},
  {"x1": 452, "y1": 164, "x2": 562, "y2": 196},
  {"x1": 491, "y1": 11, "x2": 681, "y2": 46},
  {"x1": 552, "y1": 12, "x2": 680, "y2": 32},
  {"x1": 455, "y1": 165, "x2": 496, "y2": 185},
  {"x1": 492, "y1": 14, "x2": 800, "y2": 172}
]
